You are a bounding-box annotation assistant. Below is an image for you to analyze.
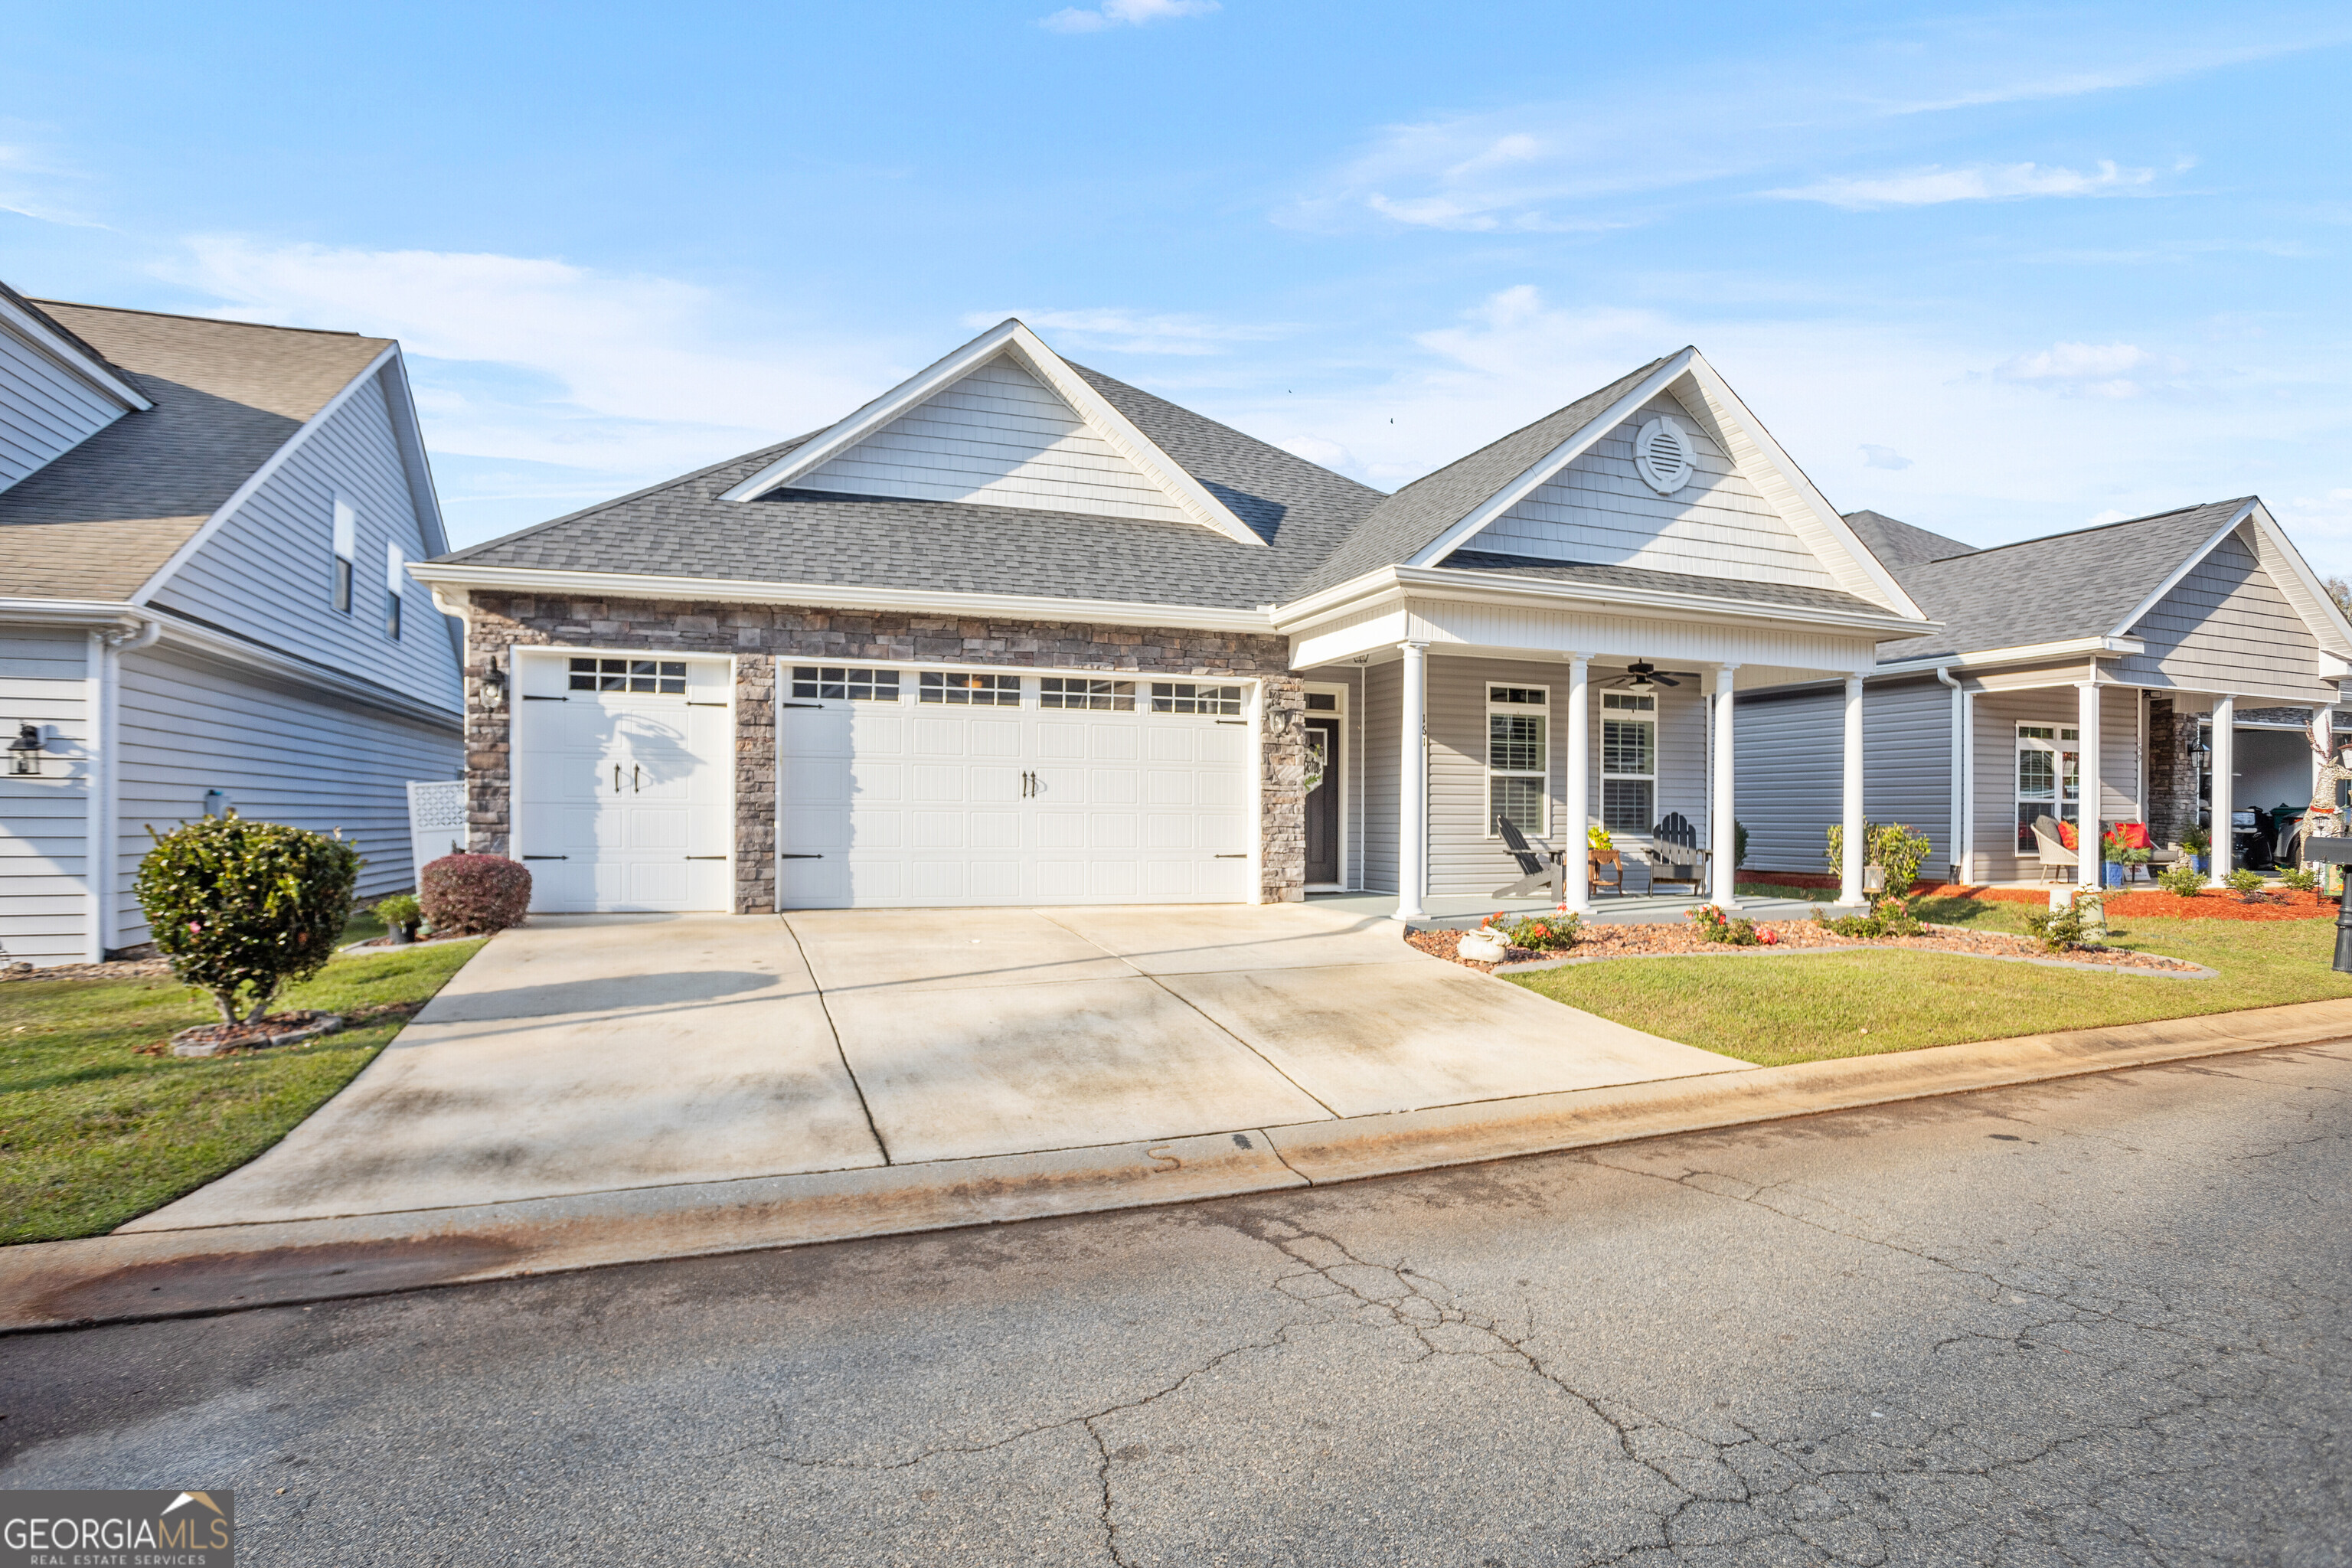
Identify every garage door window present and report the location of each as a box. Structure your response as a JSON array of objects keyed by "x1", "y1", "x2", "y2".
[
  {"x1": 1150, "y1": 682, "x2": 1243, "y2": 716},
  {"x1": 570, "y1": 658, "x2": 686, "y2": 694},
  {"x1": 921, "y1": 671, "x2": 1022, "y2": 706},
  {"x1": 1041, "y1": 678, "x2": 1135, "y2": 710},
  {"x1": 792, "y1": 666, "x2": 900, "y2": 701}
]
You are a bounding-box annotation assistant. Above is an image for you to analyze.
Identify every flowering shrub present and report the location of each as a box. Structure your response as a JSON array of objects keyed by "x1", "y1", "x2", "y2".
[
  {"x1": 134, "y1": 812, "x2": 361, "y2": 1023},
  {"x1": 1480, "y1": 910, "x2": 1580, "y2": 951},
  {"x1": 1815, "y1": 896, "x2": 1924, "y2": 939},
  {"x1": 420, "y1": 853, "x2": 533, "y2": 936},
  {"x1": 1686, "y1": 903, "x2": 1761, "y2": 946}
]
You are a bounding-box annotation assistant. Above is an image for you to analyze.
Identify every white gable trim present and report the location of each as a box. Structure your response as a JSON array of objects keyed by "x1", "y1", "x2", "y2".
[
  {"x1": 1403, "y1": 349, "x2": 1926, "y2": 621},
  {"x1": 2242, "y1": 501, "x2": 2352, "y2": 658},
  {"x1": 0, "y1": 292, "x2": 152, "y2": 412},
  {"x1": 1403, "y1": 350, "x2": 1697, "y2": 571},
  {"x1": 717, "y1": 318, "x2": 1266, "y2": 548},
  {"x1": 126, "y1": 344, "x2": 401, "y2": 606}
]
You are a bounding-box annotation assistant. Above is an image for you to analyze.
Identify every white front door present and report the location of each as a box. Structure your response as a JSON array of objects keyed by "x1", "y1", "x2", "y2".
[
  {"x1": 777, "y1": 665, "x2": 1253, "y2": 907},
  {"x1": 514, "y1": 654, "x2": 733, "y2": 911}
]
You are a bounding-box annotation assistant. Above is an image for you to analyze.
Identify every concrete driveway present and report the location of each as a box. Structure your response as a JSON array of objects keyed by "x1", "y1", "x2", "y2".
[{"x1": 132, "y1": 904, "x2": 1746, "y2": 1230}]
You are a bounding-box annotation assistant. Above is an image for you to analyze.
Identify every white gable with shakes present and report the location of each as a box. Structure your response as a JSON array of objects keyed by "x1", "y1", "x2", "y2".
[
  {"x1": 790, "y1": 352, "x2": 1193, "y2": 525},
  {"x1": 720, "y1": 318, "x2": 1266, "y2": 546},
  {"x1": 1472, "y1": 391, "x2": 1838, "y2": 591}
]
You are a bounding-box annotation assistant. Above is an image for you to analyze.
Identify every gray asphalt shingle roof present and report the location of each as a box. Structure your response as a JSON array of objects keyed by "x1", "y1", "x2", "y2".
[
  {"x1": 445, "y1": 364, "x2": 1390, "y2": 609},
  {"x1": 1877, "y1": 498, "x2": 2253, "y2": 662},
  {"x1": 1437, "y1": 550, "x2": 1893, "y2": 615},
  {"x1": 0, "y1": 302, "x2": 390, "y2": 599},
  {"x1": 1842, "y1": 508, "x2": 1975, "y2": 568},
  {"x1": 1286, "y1": 357, "x2": 1672, "y2": 598}
]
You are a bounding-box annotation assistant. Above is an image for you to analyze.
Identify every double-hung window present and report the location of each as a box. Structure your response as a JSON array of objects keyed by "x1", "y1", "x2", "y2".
[
  {"x1": 1600, "y1": 692, "x2": 1657, "y2": 834},
  {"x1": 384, "y1": 542, "x2": 405, "y2": 639},
  {"x1": 1486, "y1": 685, "x2": 1547, "y2": 836},
  {"x1": 330, "y1": 496, "x2": 356, "y2": 613},
  {"x1": 2015, "y1": 724, "x2": 2080, "y2": 851}
]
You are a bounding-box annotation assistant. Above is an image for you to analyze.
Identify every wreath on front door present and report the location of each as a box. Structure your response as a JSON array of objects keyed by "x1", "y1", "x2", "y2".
[{"x1": 1302, "y1": 730, "x2": 1328, "y2": 795}]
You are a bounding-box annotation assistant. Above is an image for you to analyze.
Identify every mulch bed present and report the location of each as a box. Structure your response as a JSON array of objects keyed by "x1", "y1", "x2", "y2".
[
  {"x1": 1408, "y1": 923, "x2": 2200, "y2": 975},
  {"x1": 142, "y1": 1009, "x2": 345, "y2": 1059},
  {"x1": 1, "y1": 958, "x2": 176, "y2": 983},
  {"x1": 1758, "y1": 876, "x2": 2341, "y2": 920}
]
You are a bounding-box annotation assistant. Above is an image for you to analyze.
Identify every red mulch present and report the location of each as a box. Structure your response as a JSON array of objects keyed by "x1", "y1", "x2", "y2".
[
  {"x1": 1756, "y1": 875, "x2": 2341, "y2": 920},
  {"x1": 1408, "y1": 923, "x2": 2197, "y2": 974}
]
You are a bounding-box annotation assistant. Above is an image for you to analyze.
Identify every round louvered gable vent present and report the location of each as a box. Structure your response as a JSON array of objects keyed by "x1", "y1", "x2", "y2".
[{"x1": 1632, "y1": 416, "x2": 1694, "y2": 495}]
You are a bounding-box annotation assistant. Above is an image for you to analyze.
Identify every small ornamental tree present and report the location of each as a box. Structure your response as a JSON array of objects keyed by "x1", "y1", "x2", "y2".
[
  {"x1": 420, "y1": 853, "x2": 532, "y2": 935},
  {"x1": 134, "y1": 813, "x2": 361, "y2": 1024}
]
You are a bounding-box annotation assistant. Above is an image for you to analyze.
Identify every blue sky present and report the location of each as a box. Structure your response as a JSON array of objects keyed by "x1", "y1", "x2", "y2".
[{"x1": 6, "y1": 2, "x2": 2350, "y2": 572}]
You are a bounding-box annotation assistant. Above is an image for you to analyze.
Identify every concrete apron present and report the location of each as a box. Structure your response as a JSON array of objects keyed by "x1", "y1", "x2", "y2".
[{"x1": 8, "y1": 998, "x2": 2352, "y2": 1334}]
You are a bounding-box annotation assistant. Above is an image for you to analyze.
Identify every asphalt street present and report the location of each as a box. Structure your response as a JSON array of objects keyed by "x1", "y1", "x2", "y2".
[{"x1": 5, "y1": 1042, "x2": 2349, "y2": 1566}]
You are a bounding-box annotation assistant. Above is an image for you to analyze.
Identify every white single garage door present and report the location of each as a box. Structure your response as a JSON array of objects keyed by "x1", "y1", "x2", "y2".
[
  {"x1": 514, "y1": 653, "x2": 734, "y2": 912},
  {"x1": 777, "y1": 665, "x2": 1254, "y2": 908}
]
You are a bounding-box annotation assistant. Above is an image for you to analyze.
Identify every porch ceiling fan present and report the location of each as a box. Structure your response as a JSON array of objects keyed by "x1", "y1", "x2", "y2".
[{"x1": 1602, "y1": 660, "x2": 1697, "y2": 692}]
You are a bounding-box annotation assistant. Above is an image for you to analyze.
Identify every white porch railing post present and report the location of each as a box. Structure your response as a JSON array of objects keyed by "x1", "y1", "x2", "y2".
[
  {"x1": 1563, "y1": 654, "x2": 1590, "y2": 911},
  {"x1": 2077, "y1": 681, "x2": 2103, "y2": 896},
  {"x1": 1394, "y1": 641, "x2": 1429, "y2": 922},
  {"x1": 2210, "y1": 694, "x2": 2235, "y2": 887},
  {"x1": 1839, "y1": 675, "x2": 1866, "y2": 906},
  {"x1": 1712, "y1": 664, "x2": 1739, "y2": 907}
]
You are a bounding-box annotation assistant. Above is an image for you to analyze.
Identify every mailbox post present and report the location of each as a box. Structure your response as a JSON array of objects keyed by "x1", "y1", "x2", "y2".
[{"x1": 2299, "y1": 835, "x2": 2352, "y2": 973}]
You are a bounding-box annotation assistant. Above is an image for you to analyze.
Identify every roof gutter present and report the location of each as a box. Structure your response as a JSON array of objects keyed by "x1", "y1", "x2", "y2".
[
  {"x1": 1273, "y1": 565, "x2": 1942, "y2": 639},
  {"x1": 407, "y1": 562, "x2": 1283, "y2": 637},
  {"x1": 1874, "y1": 635, "x2": 2145, "y2": 676},
  {"x1": 0, "y1": 597, "x2": 158, "y2": 639}
]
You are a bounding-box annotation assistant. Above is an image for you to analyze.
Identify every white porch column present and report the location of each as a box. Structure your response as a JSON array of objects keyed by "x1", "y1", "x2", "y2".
[
  {"x1": 2210, "y1": 694, "x2": 2235, "y2": 887},
  {"x1": 1711, "y1": 664, "x2": 1740, "y2": 906},
  {"x1": 1839, "y1": 675, "x2": 1866, "y2": 906},
  {"x1": 1394, "y1": 640, "x2": 1429, "y2": 922},
  {"x1": 1563, "y1": 654, "x2": 1590, "y2": 911},
  {"x1": 2076, "y1": 680, "x2": 2103, "y2": 894}
]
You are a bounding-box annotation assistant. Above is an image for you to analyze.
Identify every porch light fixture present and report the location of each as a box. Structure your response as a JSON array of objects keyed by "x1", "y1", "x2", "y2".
[
  {"x1": 479, "y1": 655, "x2": 508, "y2": 710},
  {"x1": 7, "y1": 724, "x2": 41, "y2": 776}
]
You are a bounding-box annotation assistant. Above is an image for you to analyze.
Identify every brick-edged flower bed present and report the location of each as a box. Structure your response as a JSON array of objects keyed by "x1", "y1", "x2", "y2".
[{"x1": 1407, "y1": 922, "x2": 2202, "y2": 975}]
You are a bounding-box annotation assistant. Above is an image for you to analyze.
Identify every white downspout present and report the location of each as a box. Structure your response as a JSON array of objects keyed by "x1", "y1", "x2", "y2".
[
  {"x1": 1936, "y1": 665, "x2": 1967, "y2": 884},
  {"x1": 87, "y1": 615, "x2": 161, "y2": 961}
]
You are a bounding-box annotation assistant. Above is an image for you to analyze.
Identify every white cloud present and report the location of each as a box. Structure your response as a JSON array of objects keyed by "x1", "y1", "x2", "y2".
[
  {"x1": 2089, "y1": 508, "x2": 2134, "y2": 524},
  {"x1": 1766, "y1": 160, "x2": 2154, "y2": 209},
  {"x1": 175, "y1": 237, "x2": 895, "y2": 480},
  {"x1": 1860, "y1": 445, "x2": 1913, "y2": 470},
  {"x1": 961, "y1": 306, "x2": 1289, "y2": 355},
  {"x1": 1039, "y1": 0, "x2": 1217, "y2": 34},
  {"x1": 1994, "y1": 341, "x2": 2190, "y2": 399}
]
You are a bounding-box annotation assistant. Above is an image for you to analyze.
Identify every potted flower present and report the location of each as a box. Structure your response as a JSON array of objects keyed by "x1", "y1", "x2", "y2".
[
  {"x1": 2180, "y1": 825, "x2": 2211, "y2": 876},
  {"x1": 375, "y1": 893, "x2": 423, "y2": 945},
  {"x1": 2099, "y1": 831, "x2": 2128, "y2": 888}
]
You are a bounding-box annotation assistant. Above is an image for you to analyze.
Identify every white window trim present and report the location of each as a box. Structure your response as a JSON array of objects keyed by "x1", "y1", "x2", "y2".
[
  {"x1": 1484, "y1": 683, "x2": 1550, "y2": 839},
  {"x1": 2015, "y1": 722, "x2": 2082, "y2": 854},
  {"x1": 1599, "y1": 691, "x2": 1658, "y2": 838}
]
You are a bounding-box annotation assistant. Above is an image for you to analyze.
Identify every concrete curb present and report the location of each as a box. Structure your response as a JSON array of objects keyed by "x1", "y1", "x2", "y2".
[{"x1": 6, "y1": 998, "x2": 2351, "y2": 1334}]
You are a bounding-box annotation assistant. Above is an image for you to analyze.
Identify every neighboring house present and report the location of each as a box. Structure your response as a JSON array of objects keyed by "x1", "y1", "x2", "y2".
[
  {"x1": 1738, "y1": 501, "x2": 2352, "y2": 887},
  {"x1": 0, "y1": 283, "x2": 462, "y2": 964},
  {"x1": 410, "y1": 320, "x2": 1936, "y2": 920}
]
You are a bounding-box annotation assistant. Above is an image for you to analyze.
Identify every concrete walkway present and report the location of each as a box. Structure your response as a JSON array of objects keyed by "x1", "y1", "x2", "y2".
[{"x1": 128, "y1": 903, "x2": 1742, "y2": 1230}]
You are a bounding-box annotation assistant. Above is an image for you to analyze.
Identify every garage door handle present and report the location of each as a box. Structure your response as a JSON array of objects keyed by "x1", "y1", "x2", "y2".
[
  {"x1": 1214, "y1": 854, "x2": 1248, "y2": 859},
  {"x1": 523, "y1": 694, "x2": 567, "y2": 701},
  {"x1": 684, "y1": 855, "x2": 727, "y2": 860},
  {"x1": 778, "y1": 701, "x2": 825, "y2": 710},
  {"x1": 523, "y1": 854, "x2": 569, "y2": 861},
  {"x1": 776, "y1": 853, "x2": 824, "y2": 860}
]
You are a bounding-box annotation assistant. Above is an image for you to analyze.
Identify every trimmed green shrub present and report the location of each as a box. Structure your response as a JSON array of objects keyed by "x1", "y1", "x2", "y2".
[
  {"x1": 2279, "y1": 866, "x2": 2319, "y2": 893},
  {"x1": 2226, "y1": 868, "x2": 2267, "y2": 897},
  {"x1": 420, "y1": 853, "x2": 532, "y2": 935},
  {"x1": 374, "y1": 893, "x2": 423, "y2": 936},
  {"x1": 2154, "y1": 864, "x2": 2205, "y2": 897},
  {"x1": 134, "y1": 812, "x2": 361, "y2": 1023},
  {"x1": 2025, "y1": 891, "x2": 2104, "y2": 952},
  {"x1": 1815, "y1": 895, "x2": 1923, "y2": 940}
]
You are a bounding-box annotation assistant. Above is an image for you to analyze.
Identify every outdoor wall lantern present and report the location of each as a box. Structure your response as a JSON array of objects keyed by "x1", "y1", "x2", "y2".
[
  {"x1": 7, "y1": 724, "x2": 41, "y2": 776},
  {"x1": 479, "y1": 654, "x2": 508, "y2": 710}
]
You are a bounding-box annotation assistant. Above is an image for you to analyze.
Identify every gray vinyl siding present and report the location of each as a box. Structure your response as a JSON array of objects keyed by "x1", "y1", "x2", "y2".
[
  {"x1": 0, "y1": 326, "x2": 122, "y2": 492},
  {"x1": 1969, "y1": 688, "x2": 2077, "y2": 883},
  {"x1": 146, "y1": 368, "x2": 460, "y2": 714},
  {"x1": 2102, "y1": 687, "x2": 2143, "y2": 824},
  {"x1": 1734, "y1": 679, "x2": 1954, "y2": 877},
  {"x1": 2112, "y1": 526, "x2": 2332, "y2": 703},
  {"x1": 109, "y1": 645, "x2": 462, "y2": 946},
  {"x1": 1364, "y1": 661, "x2": 1400, "y2": 893},
  {"x1": 0, "y1": 629, "x2": 91, "y2": 962}
]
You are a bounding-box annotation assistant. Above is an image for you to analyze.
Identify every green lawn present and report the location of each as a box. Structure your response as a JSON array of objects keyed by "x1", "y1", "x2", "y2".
[
  {"x1": 0, "y1": 939, "x2": 482, "y2": 1245},
  {"x1": 1512, "y1": 894, "x2": 2352, "y2": 1067}
]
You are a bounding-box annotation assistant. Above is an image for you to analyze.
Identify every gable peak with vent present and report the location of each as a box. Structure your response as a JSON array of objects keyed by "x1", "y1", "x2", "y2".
[{"x1": 719, "y1": 319, "x2": 1266, "y2": 547}]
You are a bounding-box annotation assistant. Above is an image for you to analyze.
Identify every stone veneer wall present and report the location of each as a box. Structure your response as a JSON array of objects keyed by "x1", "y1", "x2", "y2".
[
  {"x1": 2144, "y1": 697, "x2": 2200, "y2": 846},
  {"x1": 459, "y1": 593, "x2": 1306, "y2": 913}
]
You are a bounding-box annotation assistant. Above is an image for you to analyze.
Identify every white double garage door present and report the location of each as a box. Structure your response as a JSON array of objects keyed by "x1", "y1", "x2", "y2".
[{"x1": 514, "y1": 652, "x2": 1255, "y2": 911}]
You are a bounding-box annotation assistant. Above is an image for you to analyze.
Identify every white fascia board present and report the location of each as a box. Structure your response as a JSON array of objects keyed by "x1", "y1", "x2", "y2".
[
  {"x1": 1272, "y1": 563, "x2": 1942, "y2": 639},
  {"x1": 0, "y1": 597, "x2": 155, "y2": 633},
  {"x1": 146, "y1": 609, "x2": 462, "y2": 728},
  {"x1": 714, "y1": 318, "x2": 1266, "y2": 548},
  {"x1": 1677, "y1": 356, "x2": 1926, "y2": 619},
  {"x1": 1403, "y1": 349, "x2": 1697, "y2": 569},
  {"x1": 375, "y1": 347, "x2": 450, "y2": 558},
  {"x1": 0, "y1": 294, "x2": 151, "y2": 411},
  {"x1": 125, "y1": 344, "x2": 401, "y2": 606},
  {"x1": 2103, "y1": 501, "x2": 2259, "y2": 641},
  {"x1": 405, "y1": 562, "x2": 1281, "y2": 635},
  {"x1": 1874, "y1": 635, "x2": 2145, "y2": 676}
]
